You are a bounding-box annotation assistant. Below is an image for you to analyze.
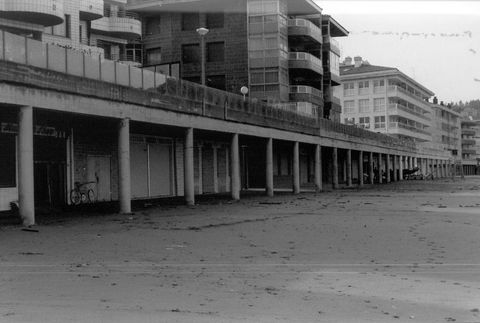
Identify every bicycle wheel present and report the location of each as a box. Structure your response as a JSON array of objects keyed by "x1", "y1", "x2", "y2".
[
  {"x1": 87, "y1": 189, "x2": 96, "y2": 203},
  {"x1": 80, "y1": 193, "x2": 88, "y2": 204},
  {"x1": 70, "y1": 190, "x2": 81, "y2": 205}
]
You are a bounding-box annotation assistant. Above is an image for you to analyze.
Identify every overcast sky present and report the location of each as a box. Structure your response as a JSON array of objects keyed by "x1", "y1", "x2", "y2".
[{"x1": 318, "y1": 1, "x2": 480, "y2": 103}]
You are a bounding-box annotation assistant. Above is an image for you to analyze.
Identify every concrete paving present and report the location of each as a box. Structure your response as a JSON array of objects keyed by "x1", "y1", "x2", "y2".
[{"x1": 1, "y1": 178, "x2": 480, "y2": 322}]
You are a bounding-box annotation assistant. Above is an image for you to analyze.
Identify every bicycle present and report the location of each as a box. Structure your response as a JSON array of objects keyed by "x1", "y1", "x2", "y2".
[{"x1": 70, "y1": 181, "x2": 97, "y2": 205}]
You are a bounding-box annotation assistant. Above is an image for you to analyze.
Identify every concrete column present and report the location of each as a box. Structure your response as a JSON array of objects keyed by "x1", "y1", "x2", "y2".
[
  {"x1": 386, "y1": 154, "x2": 391, "y2": 183},
  {"x1": 212, "y1": 146, "x2": 218, "y2": 193},
  {"x1": 435, "y1": 159, "x2": 439, "y2": 179},
  {"x1": 378, "y1": 154, "x2": 383, "y2": 184},
  {"x1": 369, "y1": 151, "x2": 374, "y2": 184},
  {"x1": 266, "y1": 138, "x2": 274, "y2": 197},
  {"x1": 430, "y1": 159, "x2": 434, "y2": 178},
  {"x1": 407, "y1": 157, "x2": 412, "y2": 169},
  {"x1": 18, "y1": 106, "x2": 35, "y2": 226},
  {"x1": 392, "y1": 155, "x2": 398, "y2": 182},
  {"x1": 358, "y1": 151, "x2": 364, "y2": 187},
  {"x1": 197, "y1": 144, "x2": 203, "y2": 195},
  {"x1": 230, "y1": 133, "x2": 240, "y2": 200},
  {"x1": 346, "y1": 149, "x2": 352, "y2": 187},
  {"x1": 293, "y1": 141, "x2": 300, "y2": 194},
  {"x1": 314, "y1": 144, "x2": 322, "y2": 192},
  {"x1": 118, "y1": 118, "x2": 132, "y2": 214},
  {"x1": 184, "y1": 128, "x2": 195, "y2": 206},
  {"x1": 332, "y1": 147, "x2": 339, "y2": 189}
]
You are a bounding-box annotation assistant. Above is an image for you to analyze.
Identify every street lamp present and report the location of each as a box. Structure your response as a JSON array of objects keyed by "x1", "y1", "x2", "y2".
[
  {"x1": 240, "y1": 86, "x2": 249, "y2": 102},
  {"x1": 196, "y1": 27, "x2": 209, "y2": 86}
]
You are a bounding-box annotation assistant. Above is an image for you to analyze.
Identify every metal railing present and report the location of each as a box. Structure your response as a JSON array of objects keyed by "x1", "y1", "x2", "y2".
[
  {"x1": 388, "y1": 103, "x2": 431, "y2": 121},
  {"x1": 104, "y1": 8, "x2": 140, "y2": 20},
  {"x1": 105, "y1": 53, "x2": 142, "y2": 63},
  {"x1": 0, "y1": 30, "x2": 418, "y2": 151},
  {"x1": 288, "y1": 19, "x2": 322, "y2": 40},
  {"x1": 290, "y1": 85, "x2": 322, "y2": 98},
  {"x1": 289, "y1": 52, "x2": 323, "y2": 71}
]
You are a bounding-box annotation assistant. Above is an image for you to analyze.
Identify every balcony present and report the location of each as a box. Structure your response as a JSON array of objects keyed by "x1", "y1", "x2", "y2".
[
  {"x1": 91, "y1": 11, "x2": 141, "y2": 39},
  {"x1": 462, "y1": 149, "x2": 477, "y2": 155},
  {"x1": 462, "y1": 139, "x2": 476, "y2": 146},
  {"x1": 388, "y1": 103, "x2": 431, "y2": 123},
  {"x1": 462, "y1": 128, "x2": 476, "y2": 136},
  {"x1": 79, "y1": 0, "x2": 104, "y2": 21},
  {"x1": 388, "y1": 122, "x2": 432, "y2": 142},
  {"x1": 288, "y1": 19, "x2": 322, "y2": 45},
  {"x1": 322, "y1": 36, "x2": 340, "y2": 56},
  {"x1": 0, "y1": 0, "x2": 64, "y2": 26},
  {"x1": 288, "y1": 52, "x2": 323, "y2": 76},
  {"x1": 387, "y1": 85, "x2": 431, "y2": 109},
  {"x1": 106, "y1": 53, "x2": 142, "y2": 67},
  {"x1": 289, "y1": 85, "x2": 323, "y2": 106}
]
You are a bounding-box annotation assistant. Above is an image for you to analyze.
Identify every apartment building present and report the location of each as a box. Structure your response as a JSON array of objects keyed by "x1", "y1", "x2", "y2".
[
  {"x1": 127, "y1": 0, "x2": 348, "y2": 120},
  {"x1": 426, "y1": 99, "x2": 461, "y2": 160},
  {"x1": 0, "y1": 0, "x2": 141, "y2": 63},
  {"x1": 338, "y1": 56, "x2": 435, "y2": 144},
  {"x1": 461, "y1": 119, "x2": 480, "y2": 175}
]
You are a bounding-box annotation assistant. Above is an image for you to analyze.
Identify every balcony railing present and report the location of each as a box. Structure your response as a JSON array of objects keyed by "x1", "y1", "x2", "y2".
[
  {"x1": 388, "y1": 103, "x2": 430, "y2": 121},
  {"x1": 290, "y1": 85, "x2": 322, "y2": 98},
  {"x1": 104, "y1": 8, "x2": 140, "y2": 21},
  {"x1": 288, "y1": 19, "x2": 322, "y2": 43},
  {"x1": 105, "y1": 53, "x2": 142, "y2": 64},
  {"x1": 0, "y1": 30, "x2": 418, "y2": 152},
  {"x1": 387, "y1": 85, "x2": 428, "y2": 102},
  {"x1": 389, "y1": 122, "x2": 431, "y2": 136},
  {"x1": 289, "y1": 52, "x2": 323, "y2": 74}
]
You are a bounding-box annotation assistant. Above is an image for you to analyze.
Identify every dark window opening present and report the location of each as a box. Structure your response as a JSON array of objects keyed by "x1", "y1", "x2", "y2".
[
  {"x1": 145, "y1": 16, "x2": 161, "y2": 35},
  {"x1": 207, "y1": 12, "x2": 224, "y2": 29},
  {"x1": 0, "y1": 134, "x2": 16, "y2": 187},
  {"x1": 145, "y1": 47, "x2": 162, "y2": 65},
  {"x1": 182, "y1": 12, "x2": 200, "y2": 31},
  {"x1": 207, "y1": 42, "x2": 225, "y2": 62},
  {"x1": 207, "y1": 75, "x2": 226, "y2": 90},
  {"x1": 182, "y1": 44, "x2": 200, "y2": 63}
]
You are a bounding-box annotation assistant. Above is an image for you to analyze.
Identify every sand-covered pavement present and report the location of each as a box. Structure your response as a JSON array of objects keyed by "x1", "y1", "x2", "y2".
[{"x1": 1, "y1": 178, "x2": 480, "y2": 323}]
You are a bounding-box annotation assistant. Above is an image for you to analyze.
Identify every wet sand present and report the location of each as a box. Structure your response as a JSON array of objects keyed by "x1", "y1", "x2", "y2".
[{"x1": 1, "y1": 177, "x2": 480, "y2": 322}]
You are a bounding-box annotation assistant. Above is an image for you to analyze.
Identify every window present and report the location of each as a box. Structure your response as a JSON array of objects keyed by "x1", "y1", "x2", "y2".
[
  {"x1": 358, "y1": 81, "x2": 369, "y2": 95},
  {"x1": 373, "y1": 79, "x2": 385, "y2": 93},
  {"x1": 182, "y1": 44, "x2": 200, "y2": 63},
  {"x1": 207, "y1": 12, "x2": 224, "y2": 29},
  {"x1": 44, "y1": 14, "x2": 70, "y2": 37},
  {"x1": 207, "y1": 75, "x2": 226, "y2": 90},
  {"x1": 359, "y1": 117, "x2": 370, "y2": 129},
  {"x1": 374, "y1": 116, "x2": 386, "y2": 129},
  {"x1": 343, "y1": 100, "x2": 355, "y2": 114},
  {"x1": 145, "y1": 16, "x2": 161, "y2": 35},
  {"x1": 182, "y1": 12, "x2": 199, "y2": 31},
  {"x1": 373, "y1": 98, "x2": 385, "y2": 112},
  {"x1": 344, "y1": 117, "x2": 355, "y2": 125},
  {"x1": 344, "y1": 82, "x2": 355, "y2": 96},
  {"x1": 359, "y1": 99, "x2": 370, "y2": 113},
  {"x1": 145, "y1": 47, "x2": 162, "y2": 65},
  {"x1": 207, "y1": 42, "x2": 225, "y2": 62},
  {"x1": 0, "y1": 134, "x2": 16, "y2": 187}
]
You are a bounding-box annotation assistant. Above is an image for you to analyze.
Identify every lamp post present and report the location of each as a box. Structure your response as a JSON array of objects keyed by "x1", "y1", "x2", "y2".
[
  {"x1": 240, "y1": 86, "x2": 249, "y2": 102},
  {"x1": 196, "y1": 27, "x2": 209, "y2": 116},
  {"x1": 196, "y1": 27, "x2": 209, "y2": 86}
]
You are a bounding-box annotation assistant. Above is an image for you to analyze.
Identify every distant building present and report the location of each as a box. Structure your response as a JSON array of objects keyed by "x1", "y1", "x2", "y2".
[
  {"x1": 428, "y1": 99, "x2": 462, "y2": 161},
  {"x1": 0, "y1": 0, "x2": 141, "y2": 62},
  {"x1": 337, "y1": 56, "x2": 435, "y2": 143},
  {"x1": 461, "y1": 119, "x2": 480, "y2": 175},
  {"x1": 128, "y1": 0, "x2": 348, "y2": 120}
]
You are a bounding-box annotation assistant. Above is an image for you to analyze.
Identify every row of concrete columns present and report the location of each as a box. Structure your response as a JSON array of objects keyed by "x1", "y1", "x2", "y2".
[{"x1": 16, "y1": 110, "x2": 458, "y2": 226}]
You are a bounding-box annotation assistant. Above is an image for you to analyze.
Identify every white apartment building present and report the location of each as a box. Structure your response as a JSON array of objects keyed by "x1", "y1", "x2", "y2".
[
  {"x1": 0, "y1": 0, "x2": 141, "y2": 63},
  {"x1": 461, "y1": 119, "x2": 480, "y2": 175},
  {"x1": 337, "y1": 56, "x2": 434, "y2": 143}
]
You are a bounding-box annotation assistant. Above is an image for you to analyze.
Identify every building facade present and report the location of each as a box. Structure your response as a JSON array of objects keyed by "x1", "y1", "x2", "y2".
[
  {"x1": 127, "y1": 0, "x2": 348, "y2": 120},
  {"x1": 0, "y1": 0, "x2": 141, "y2": 63},
  {"x1": 461, "y1": 119, "x2": 480, "y2": 175},
  {"x1": 338, "y1": 56, "x2": 435, "y2": 143}
]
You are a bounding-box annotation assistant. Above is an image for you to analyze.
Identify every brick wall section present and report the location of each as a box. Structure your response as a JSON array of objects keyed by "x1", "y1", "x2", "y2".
[{"x1": 141, "y1": 0, "x2": 249, "y2": 92}]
